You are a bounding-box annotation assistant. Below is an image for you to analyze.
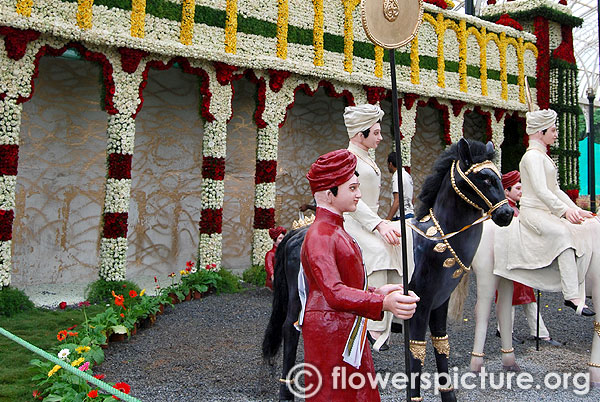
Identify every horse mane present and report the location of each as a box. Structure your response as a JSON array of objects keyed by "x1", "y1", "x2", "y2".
[{"x1": 415, "y1": 140, "x2": 495, "y2": 220}]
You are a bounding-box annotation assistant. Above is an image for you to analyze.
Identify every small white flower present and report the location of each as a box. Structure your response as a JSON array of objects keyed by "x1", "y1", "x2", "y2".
[{"x1": 58, "y1": 349, "x2": 70, "y2": 359}]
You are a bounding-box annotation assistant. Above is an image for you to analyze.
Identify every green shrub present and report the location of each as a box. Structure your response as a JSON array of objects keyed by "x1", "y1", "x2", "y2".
[
  {"x1": 242, "y1": 265, "x2": 267, "y2": 287},
  {"x1": 216, "y1": 269, "x2": 241, "y2": 294},
  {"x1": 85, "y1": 279, "x2": 140, "y2": 304},
  {"x1": 0, "y1": 287, "x2": 35, "y2": 317}
]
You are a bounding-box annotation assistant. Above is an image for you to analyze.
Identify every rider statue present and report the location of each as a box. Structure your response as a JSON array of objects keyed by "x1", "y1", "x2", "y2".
[
  {"x1": 264, "y1": 226, "x2": 286, "y2": 290},
  {"x1": 508, "y1": 109, "x2": 596, "y2": 316},
  {"x1": 301, "y1": 149, "x2": 418, "y2": 401},
  {"x1": 343, "y1": 104, "x2": 408, "y2": 351}
]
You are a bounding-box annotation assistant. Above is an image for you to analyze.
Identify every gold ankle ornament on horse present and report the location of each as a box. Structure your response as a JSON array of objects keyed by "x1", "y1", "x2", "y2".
[
  {"x1": 409, "y1": 340, "x2": 427, "y2": 366},
  {"x1": 431, "y1": 335, "x2": 450, "y2": 358},
  {"x1": 410, "y1": 397, "x2": 424, "y2": 402}
]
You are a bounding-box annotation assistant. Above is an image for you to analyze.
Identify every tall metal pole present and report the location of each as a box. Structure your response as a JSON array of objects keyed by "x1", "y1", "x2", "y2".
[
  {"x1": 588, "y1": 88, "x2": 596, "y2": 212},
  {"x1": 389, "y1": 48, "x2": 412, "y2": 402},
  {"x1": 465, "y1": 0, "x2": 474, "y2": 15}
]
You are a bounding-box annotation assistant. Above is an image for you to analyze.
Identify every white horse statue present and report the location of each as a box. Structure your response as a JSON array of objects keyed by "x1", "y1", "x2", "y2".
[{"x1": 450, "y1": 217, "x2": 600, "y2": 385}]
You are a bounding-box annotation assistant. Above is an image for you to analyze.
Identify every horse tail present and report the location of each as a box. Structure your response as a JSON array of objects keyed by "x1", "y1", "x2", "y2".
[
  {"x1": 262, "y1": 231, "x2": 293, "y2": 362},
  {"x1": 448, "y1": 270, "x2": 471, "y2": 322}
]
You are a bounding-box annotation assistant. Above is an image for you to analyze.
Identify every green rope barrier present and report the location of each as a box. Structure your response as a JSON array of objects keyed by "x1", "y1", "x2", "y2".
[{"x1": 0, "y1": 326, "x2": 141, "y2": 401}]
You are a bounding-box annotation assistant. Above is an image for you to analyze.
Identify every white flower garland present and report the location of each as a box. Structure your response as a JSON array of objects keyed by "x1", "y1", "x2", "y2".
[
  {"x1": 199, "y1": 233, "x2": 222, "y2": 269},
  {"x1": 103, "y1": 178, "x2": 132, "y2": 213},
  {"x1": 201, "y1": 178, "x2": 225, "y2": 210},
  {"x1": 400, "y1": 102, "x2": 418, "y2": 166},
  {"x1": 252, "y1": 229, "x2": 272, "y2": 266},
  {"x1": 0, "y1": 97, "x2": 22, "y2": 145},
  {"x1": 99, "y1": 237, "x2": 128, "y2": 281},
  {"x1": 481, "y1": 0, "x2": 572, "y2": 18},
  {"x1": 107, "y1": 114, "x2": 136, "y2": 154},
  {"x1": 0, "y1": 240, "x2": 11, "y2": 287}
]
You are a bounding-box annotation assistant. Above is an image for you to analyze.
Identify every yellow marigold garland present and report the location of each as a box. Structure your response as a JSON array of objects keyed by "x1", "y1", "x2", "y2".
[
  {"x1": 485, "y1": 33, "x2": 500, "y2": 98},
  {"x1": 180, "y1": 0, "x2": 196, "y2": 45},
  {"x1": 225, "y1": 0, "x2": 238, "y2": 54},
  {"x1": 130, "y1": 0, "x2": 146, "y2": 39},
  {"x1": 342, "y1": 0, "x2": 360, "y2": 73},
  {"x1": 76, "y1": 0, "x2": 94, "y2": 30},
  {"x1": 410, "y1": 36, "x2": 419, "y2": 85},
  {"x1": 374, "y1": 46, "x2": 384, "y2": 78},
  {"x1": 15, "y1": 0, "x2": 33, "y2": 17},
  {"x1": 276, "y1": 0, "x2": 289, "y2": 59},
  {"x1": 312, "y1": 0, "x2": 324, "y2": 66},
  {"x1": 458, "y1": 20, "x2": 467, "y2": 92}
]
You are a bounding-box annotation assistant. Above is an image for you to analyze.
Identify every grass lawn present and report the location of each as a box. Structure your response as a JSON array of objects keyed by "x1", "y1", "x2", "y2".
[{"x1": 0, "y1": 305, "x2": 105, "y2": 402}]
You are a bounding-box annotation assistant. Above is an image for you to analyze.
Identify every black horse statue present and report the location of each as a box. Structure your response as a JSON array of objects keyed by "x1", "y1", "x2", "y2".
[{"x1": 262, "y1": 139, "x2": 514, "y2": 401}]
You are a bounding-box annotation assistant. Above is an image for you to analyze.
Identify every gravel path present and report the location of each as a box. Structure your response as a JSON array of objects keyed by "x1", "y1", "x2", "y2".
[{"x1": 98, "y1": 277, "x2": 599, "y2": 401}]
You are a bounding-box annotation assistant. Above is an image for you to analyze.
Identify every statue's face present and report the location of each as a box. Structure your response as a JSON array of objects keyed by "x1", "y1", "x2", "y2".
[
  {"x1": 330, "y1": 175, "x2": 361, "y2": 213},
  {"x1": 541, "y1": 125, "x2": 558, "y2": 146},
  {"x1": 360, "y1": 122, "x2": 383, "y2": 150},
  {"x1": 504, "y1": 182, "x2": 522, "y2": 203}
]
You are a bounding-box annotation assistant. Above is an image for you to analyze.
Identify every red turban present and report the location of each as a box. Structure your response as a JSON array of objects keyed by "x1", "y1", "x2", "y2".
[
  {"x1": 269, "y1": 226, "x2": 286, "y2": 240},
  {"x1": 306, "y1": 149, "x2": 357, "y2": 194},
  {"x1": 502, "y1": 170, "x2": 520, "y2": 189}
]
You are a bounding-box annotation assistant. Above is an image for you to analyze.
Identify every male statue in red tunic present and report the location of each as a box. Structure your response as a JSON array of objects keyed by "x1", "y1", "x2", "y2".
[
  {"x1": 300, "y1": 149, "x2": 419, "y2": 401},
  {"x1": 265, "y1": 226, "x2": 286, "y2": 290}
]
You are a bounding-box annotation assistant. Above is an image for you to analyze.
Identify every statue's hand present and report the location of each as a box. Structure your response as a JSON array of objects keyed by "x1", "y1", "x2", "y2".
[
  {"x1": 564, "y1": 208, "x2": 584, "y2": 224},
  {"x1": 383, "y1": 290, "x2": 420, "y2": 320},
  {"x1": 375, "y1": 221, "x2": 401, "y2": 245},
  {"x1": 374, "y1": 284, "x2": 403, "y2": 296}
]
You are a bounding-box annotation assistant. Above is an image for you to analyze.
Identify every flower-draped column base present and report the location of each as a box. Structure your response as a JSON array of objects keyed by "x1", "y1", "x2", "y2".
[
  {"x1": 197, "y1": 65, "x2": 233, "y2": 271},
  {"x1": 0, "y1": 97, "x2": 21, "y2": 287},
  {"x1": 98, "y1": 48, "x2": 146, "y2": 281}
]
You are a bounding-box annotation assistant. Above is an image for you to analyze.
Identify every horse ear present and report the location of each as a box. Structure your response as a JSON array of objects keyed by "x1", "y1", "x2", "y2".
[
  {"x1": 486, "y1": 141, "x2": 495, "y2": 154},
  {"x1": 457, "y1": 138, "x2": 473, "y2": 167}
]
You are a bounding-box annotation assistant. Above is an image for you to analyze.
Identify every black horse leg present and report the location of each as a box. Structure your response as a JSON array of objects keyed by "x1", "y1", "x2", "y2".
[
  {"x1": 279, "y1": 289, "x2": 302, "y2": 401},
  {"x1": 429, "y1": 299, "x2": 456, "y2": 402},
  {"x1": 408, "y1": 303, "x2": 431, "y2": 401}
]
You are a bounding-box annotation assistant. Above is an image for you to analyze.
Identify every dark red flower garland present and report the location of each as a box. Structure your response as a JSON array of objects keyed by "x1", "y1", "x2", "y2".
[
  {"x1": 0, "y1": 27, "x2": 40, "y2": 60},
  {"x1": 496, "y1": 14, "x2": 523, "y2": 31},
  {"x1": 364, "y1": 86, "x2": 387, "y2": 105},
  {"x1": 0, "y1": 210, "x2": 14, "y2": 241},
  {"x1": 0, "y1": 144, "x2": 19, "y2": 176},
  {"x1": 450, "y1": 100, "x2": 467, "y2": 117},
  {"x1": 552, "y1": 26, "x2": 576, "y2": 64},
  {"x1": 533, "y1": 17, "x2": 550, "y2": 109},
  {"x1": 200, "y1": 208, "x2": 223, "y2": 234},
  {"x1": 255, "y1": 160, "x2": 277, "y2": 184},
  {"x1": 425, "y1": 0, "x2": 448, "y2": 9},
  {"x1": 102, "y1": 212, "x2": 129, "y2": 238},
  {"x1": 245, "y1": 70, "x2": 268, "y2": 129},
  {"x1": 107, "y1": 153, "x2": 132, "y2": 180},
  {"x1": 202, "y1": 156, "x2": 225, "y2": 181},
  {"x1": 418, "y1": 98, "x2": 451, "y2": 145},
  {"x1": 404, "y1": 93, "x2": 419, "y2": 110}
]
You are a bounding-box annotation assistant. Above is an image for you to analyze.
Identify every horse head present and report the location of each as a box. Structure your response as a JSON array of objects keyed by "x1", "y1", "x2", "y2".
[{"x1": 455, "y1": 138, "x2": 513, "y2": 227}]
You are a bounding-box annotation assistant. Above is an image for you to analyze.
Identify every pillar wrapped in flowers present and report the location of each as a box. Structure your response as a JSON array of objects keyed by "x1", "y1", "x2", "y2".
[
  {"x1": 197, "y1": 64, "x2": 234, "y2": 271},
  {"x1": 98, "y1": 48, "x2": 147, "y2": 281},
  {"x1": 0, "y1": 96, "x2": 20, "y2": 287}
]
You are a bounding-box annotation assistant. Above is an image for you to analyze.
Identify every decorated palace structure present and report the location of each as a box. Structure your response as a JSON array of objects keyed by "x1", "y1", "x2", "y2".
[{"x1": 0, "y1": 0, "x2": 581, "y2": 286}]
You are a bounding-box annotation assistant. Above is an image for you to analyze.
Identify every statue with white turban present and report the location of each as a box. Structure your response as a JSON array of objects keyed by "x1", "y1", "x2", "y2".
[
  {"x1": 343, "y1": 104, "x2": 414, "y2": 350},
  {"x1": 502, "y1": 108, "x2": 598, "y2": 316}
]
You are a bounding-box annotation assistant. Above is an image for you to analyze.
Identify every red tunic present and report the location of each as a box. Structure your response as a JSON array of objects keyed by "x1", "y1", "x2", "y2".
[
  {"x1": 301, "y1": 207, "x2": 385, "y2": 402},
  {"x1": 508, "y1": 200, "x2": 536, "y2": 305},
  {"x1": 265, "y1": 245, "x2": 276, "y2": 289}
]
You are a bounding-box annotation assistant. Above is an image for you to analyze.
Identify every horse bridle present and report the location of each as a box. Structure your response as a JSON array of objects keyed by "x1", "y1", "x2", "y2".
[{"x1": 450, "y1": 160, "x2": 508, "y2": 216}]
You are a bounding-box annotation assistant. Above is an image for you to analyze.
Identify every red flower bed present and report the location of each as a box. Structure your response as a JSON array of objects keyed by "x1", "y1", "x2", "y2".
[
  {"x1": 0, "y1": 144, "x2": 19, "y2": 175},
  {"x1": 565, "y1": 188, "x2": 579, "y2": 203},
  {"x1": 425, "y1": 0, "x2": 448, "y2": 9},
  {"x1": 552, "y1": 26, "x2": 576, "y2": 64},
  {"x1": 255, "y1": 160, "x2": 277, "y2": 184},
  {"x1": 200, "y1": 208, "x2": 223, "y2": 234},
  {"x1": 364, "y1": 86, "x2": 387, "y2": 104},
  {"x1": 0, "y1": 209, "x2": 15, "y2": 241},
  {"x1": 103, "y1": 212, "x2": 128, "y2": 238},
  {"x1": 202, "y1": 156, "x2": 225, "y2": 181},
  {"x1": 107, "y1": 153, "x2": 132, "y2": 180},
  {"x1": 118, "y1": 47, "x2": 149, "y2": 74}
]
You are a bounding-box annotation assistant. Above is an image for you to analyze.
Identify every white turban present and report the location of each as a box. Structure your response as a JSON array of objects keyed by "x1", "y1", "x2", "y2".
[
  {"x1": 526, "y1": 109, "x2": 557, "y2": 135},
  {"x1": 343, "y1": 104, "x2": 384, "y2": 138}
]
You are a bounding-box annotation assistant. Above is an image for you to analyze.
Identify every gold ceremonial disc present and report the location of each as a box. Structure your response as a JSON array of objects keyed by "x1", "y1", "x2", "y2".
[{"x1": 361, "y1": 0, "x2": 424, "y2": 49}]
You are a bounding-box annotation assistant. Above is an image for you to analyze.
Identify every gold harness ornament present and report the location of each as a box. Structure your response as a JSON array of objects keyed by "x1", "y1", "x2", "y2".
[
  {"x1": 431, "y1": 335, "x2": 450, "y2": 358},
  {"x1": 409, "y1": 340, "x2": 427, "y2": 366}
]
